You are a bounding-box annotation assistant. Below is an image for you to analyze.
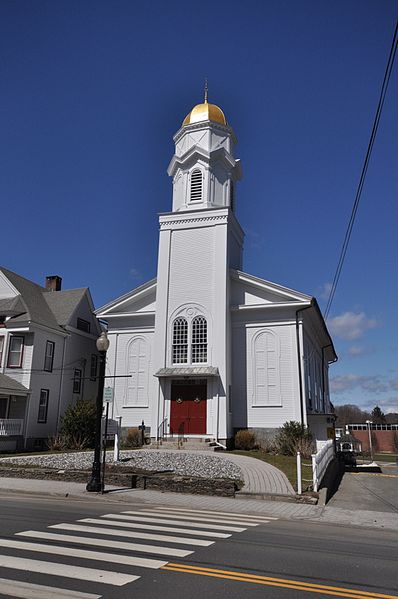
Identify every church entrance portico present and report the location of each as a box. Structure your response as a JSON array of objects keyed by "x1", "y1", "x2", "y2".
[{"x1": 170, "y1": 379, "x2": 207, "y2": 435}]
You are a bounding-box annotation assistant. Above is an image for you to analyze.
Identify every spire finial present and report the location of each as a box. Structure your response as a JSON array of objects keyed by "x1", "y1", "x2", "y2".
[{"x1": 204, "y1": 78, "x2": 208, "y2": 103}]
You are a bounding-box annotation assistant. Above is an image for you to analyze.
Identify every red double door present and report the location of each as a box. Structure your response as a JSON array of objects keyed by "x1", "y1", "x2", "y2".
[{"x1": 170, "y1": 381, "x2": 207, "y2": 435}]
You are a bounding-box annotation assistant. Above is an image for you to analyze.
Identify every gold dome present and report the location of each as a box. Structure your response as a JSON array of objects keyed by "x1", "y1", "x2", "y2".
[{"x1": 183, "y1": 101, "x2": 226, "y2": 127}]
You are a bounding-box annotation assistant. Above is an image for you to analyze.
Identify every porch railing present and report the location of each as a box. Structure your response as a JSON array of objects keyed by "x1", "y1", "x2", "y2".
[{"x1": 0, "y1": 419, "x2": 24, "y2": 436}]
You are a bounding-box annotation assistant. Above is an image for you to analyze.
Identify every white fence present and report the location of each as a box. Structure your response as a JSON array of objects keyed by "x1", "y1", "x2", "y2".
[
  {"x1": 311, "y1": 439, "x2": 335, "y2": 492},
  {"x1": 0, "y1": 419, "x2": 24, "y2": 436}
]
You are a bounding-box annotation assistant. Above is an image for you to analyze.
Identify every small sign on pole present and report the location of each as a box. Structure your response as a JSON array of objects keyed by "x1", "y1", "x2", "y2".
[{"x1": 103, "y1": 387, "x2": 114, "y2": 403}]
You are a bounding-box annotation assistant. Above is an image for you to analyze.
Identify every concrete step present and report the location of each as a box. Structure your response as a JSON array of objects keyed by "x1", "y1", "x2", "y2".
[{"x1": 148, "y1": 438, "x2": 219, "y2": 451}]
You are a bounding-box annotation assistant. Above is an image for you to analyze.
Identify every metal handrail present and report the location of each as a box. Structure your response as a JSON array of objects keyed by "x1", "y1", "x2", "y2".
[{"x1": 157, "y1": 417, "x2": 168, "y2": 441}]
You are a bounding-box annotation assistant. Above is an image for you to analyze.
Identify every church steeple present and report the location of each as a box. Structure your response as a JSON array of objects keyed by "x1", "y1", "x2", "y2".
[{"x1": 167, "y1": 95, "x2": 242, "y2": 213}]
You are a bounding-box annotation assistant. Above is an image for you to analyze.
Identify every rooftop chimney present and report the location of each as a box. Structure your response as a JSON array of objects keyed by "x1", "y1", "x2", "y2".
[{"x1": 45, "y1": 275, "x2": 62, "y2": 292}]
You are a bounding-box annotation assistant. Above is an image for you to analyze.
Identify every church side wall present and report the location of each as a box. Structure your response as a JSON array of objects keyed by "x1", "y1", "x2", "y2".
[
  {"x1": 106, "y1": 328, "x2": 157, "y2": 435},
  {"x1": 231, "y1": 318, "x2": 301, "y2": 435}
]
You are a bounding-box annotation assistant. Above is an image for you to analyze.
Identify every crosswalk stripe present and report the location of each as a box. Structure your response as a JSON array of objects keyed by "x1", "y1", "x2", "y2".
[
  {"x1": 0, "y1": 539, "x2": 167, "y2": 569},
  {"x1": 123, "y1": 510, "x2": 258, "y2": 527},
  {"x1": 49, "y1": 523, "x2": 214, "y2": 547},
  {"x1": 155, "y1": 507, "x2": 278, "y2": 521},
  {"x1": 101, "y1": 513, "x2": 245, "y2": 532},
  {"x1": 79, "y1": 517, "x2": 231, "y2": 539},
  {"x1": 0, "y1": 578, "x2": 101, "y2": 599},
  {"x1": 16, "y1": 530, "x2": 193, "y2": 558},
  {"x1": 0, "y1": 555, "x2": 138, "y2": 586}
]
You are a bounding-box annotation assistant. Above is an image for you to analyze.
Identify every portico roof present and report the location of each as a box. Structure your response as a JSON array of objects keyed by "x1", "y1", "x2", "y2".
[
  {"x1": 154, "y1": 366, "x2": 219, "y2": 378},
  {"x1": 0, "y1": 374, "x2": 30, "y2": 396}
]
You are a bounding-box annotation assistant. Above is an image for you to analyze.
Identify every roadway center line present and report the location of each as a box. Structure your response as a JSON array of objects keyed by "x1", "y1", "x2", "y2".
[{"x1": 161, "y1": 563, "x2": 398, "y2": 599}]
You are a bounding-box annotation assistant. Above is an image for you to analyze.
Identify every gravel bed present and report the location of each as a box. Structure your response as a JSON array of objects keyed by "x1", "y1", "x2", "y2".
[{"x1": 0, "y1": 450, "x2": 243, "y2": 481}]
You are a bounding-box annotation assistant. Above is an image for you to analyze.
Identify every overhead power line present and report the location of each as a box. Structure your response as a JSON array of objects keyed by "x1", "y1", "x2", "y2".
[{"x1": 324, "y1": 21, "x2": 398, "y2": 321}]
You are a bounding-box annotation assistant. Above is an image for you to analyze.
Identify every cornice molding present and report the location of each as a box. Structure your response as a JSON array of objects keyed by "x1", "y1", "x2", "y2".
[
  {"x1": 159, "y1": 213, "x2": 228, "y2": 229},
  {"x1": 173, "y1": 120, "x2": 236, "y2": 144}
]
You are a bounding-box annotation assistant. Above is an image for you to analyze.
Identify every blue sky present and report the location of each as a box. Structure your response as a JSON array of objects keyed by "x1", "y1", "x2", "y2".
[{"x1": 1, "y1": 1, "x2": 397, "y2": 413}]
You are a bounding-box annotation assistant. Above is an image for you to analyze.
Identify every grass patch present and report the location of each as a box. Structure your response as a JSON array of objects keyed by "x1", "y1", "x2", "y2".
[
  {"x1": 373, "y1": 453, "x2": 398, "y2": 463},
  {"x1": 228, "y1": 449, "x2": 312, "y2": 490}
]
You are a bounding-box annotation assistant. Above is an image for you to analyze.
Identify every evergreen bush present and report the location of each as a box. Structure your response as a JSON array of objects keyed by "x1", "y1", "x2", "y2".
[{"x1": 58, "y1": 399, "x2": 96, "y2": 449}]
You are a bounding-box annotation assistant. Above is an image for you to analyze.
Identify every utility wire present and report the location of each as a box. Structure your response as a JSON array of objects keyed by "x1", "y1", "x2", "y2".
[{"x1": 324, "y1": 21, "x2": 398, "y2": 320}]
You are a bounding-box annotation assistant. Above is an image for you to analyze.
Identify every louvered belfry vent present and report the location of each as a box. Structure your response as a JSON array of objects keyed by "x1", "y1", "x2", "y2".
[{"x1": 190, "y1": 169, "x2": 203, "y2": 202}]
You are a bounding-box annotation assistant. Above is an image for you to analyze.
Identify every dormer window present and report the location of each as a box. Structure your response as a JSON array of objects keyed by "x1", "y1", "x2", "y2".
[{"x1": 190, "y1": 169, "x2": 203, "y2": 202}]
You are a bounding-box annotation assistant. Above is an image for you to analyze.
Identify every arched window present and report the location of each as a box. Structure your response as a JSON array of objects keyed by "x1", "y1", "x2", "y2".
[
  {"x1": 172, "y1": 317, "x2": 188, "y2": 364},
  {"x1": 253, "y1": 331, "x2": 280, "y2": 406},
  {"x1": 190, "y1": 169, "x2": 203, "y2": 202},
  {"x1": 192, "y1": 316, "x2": 207, "y2": 363}
]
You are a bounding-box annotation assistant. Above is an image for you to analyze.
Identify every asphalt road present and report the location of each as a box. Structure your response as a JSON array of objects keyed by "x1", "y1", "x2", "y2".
[
  {"x1": 329, "y1": 462, "x2": 398, "y2": 512},
  {"x1": 0, "y1": 493, "x2": 397, "y2": 599}
]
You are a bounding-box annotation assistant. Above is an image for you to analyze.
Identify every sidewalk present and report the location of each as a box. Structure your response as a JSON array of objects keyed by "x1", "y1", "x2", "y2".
[{"x1": 1, "y1": 476, "x2": 398, "y2": 532}]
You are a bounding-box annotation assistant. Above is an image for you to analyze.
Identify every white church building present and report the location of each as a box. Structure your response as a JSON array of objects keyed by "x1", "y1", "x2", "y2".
[{"x1": 96, "y1": 96, "x2": 337, "y2": 447}]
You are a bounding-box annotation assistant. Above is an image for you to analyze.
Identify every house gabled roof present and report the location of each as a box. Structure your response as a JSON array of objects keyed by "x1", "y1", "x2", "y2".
[
  {"x1": 43, "y1": 288, "x2": 88, "y2": 327},
  {"x1": 0, "y1": 267, "x2": 99, "y2": 335},
  {"x1": 0, "y1": 267, "x2": 63, "y2": 332}
]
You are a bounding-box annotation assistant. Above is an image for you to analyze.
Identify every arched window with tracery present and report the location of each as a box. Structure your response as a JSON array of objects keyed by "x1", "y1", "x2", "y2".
[
  {"x1": 192, "y1": 316, "x2": 207, "y2": 363},
  {"x1": 172, "y1": 317, "x2": 188, "y2": 364},
  {"x1": 190, "y1": 169, "x2": 203, "y2": 202}
]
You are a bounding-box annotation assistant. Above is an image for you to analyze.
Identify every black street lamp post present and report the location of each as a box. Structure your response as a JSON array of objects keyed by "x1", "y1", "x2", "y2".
[{"x1": 86, "y1": 331, "x2": 110, "y2": 492}]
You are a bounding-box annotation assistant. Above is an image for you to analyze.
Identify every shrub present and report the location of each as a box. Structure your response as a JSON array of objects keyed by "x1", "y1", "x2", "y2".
[
  {"x1": 275, "y1": 421, "x2": 313, "y2": 456},
  {"x1": 123, "y1": 427, "x2": 143, "y2": 449},
  {"x1": 294, "y1": 436, "x2": 315, "y2": 459},
  {"x1": 234, "y1": 429, "x2": 257, "y2": 451},
  {"x1": 47, "y1": 435, "x2": 67, "y2": 452},
  {"x1": 58, "y1": 399, "x2": 97, "y2": 449}
]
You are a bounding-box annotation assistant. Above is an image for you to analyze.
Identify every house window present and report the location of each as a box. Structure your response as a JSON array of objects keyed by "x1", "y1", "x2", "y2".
[
  {"x1": 77, "y1": 318, "x2": 90, "y2": 333},
  {"x1": 172, "y1": 318, "x2": 188, "y2": 364},
  {"x1": 38, "y1": 389, "x2": 49, "y2": 423},
  {"x1": 44, "y1": 341, "x2": 55, "y2": 372},
  {"x1": 90, "y1": 354, "x2": 98, "y2": 381},
  {"x1": 73, "y1": 369, "x2": 82, "y2": 394},
  {"x1": 190, "y1": 169, "x2": 203, "y2": 202},
  {"x1": 0, "y1": 336, "x2": 4, "y2": 366},
  {"x1": 192, "y1": 316, "x2": 207, "y2": 363},
  {"x1": 7, "y1": 336, "x2": 24, "y2": 368}
]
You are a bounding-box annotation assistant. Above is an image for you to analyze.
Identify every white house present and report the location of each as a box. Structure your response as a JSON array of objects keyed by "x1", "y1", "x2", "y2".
[
  {"x1": 0, "y1": 268, "x2": 101, "y2": 450},
  {"x1": 96, "y1": 97, "x2": 337, "y2": 446}
]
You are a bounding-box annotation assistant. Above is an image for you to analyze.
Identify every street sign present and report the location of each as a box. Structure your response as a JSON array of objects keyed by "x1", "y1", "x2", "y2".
[{"x1": 103, "y1": 386, "x2": 114, "y2": 403}]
